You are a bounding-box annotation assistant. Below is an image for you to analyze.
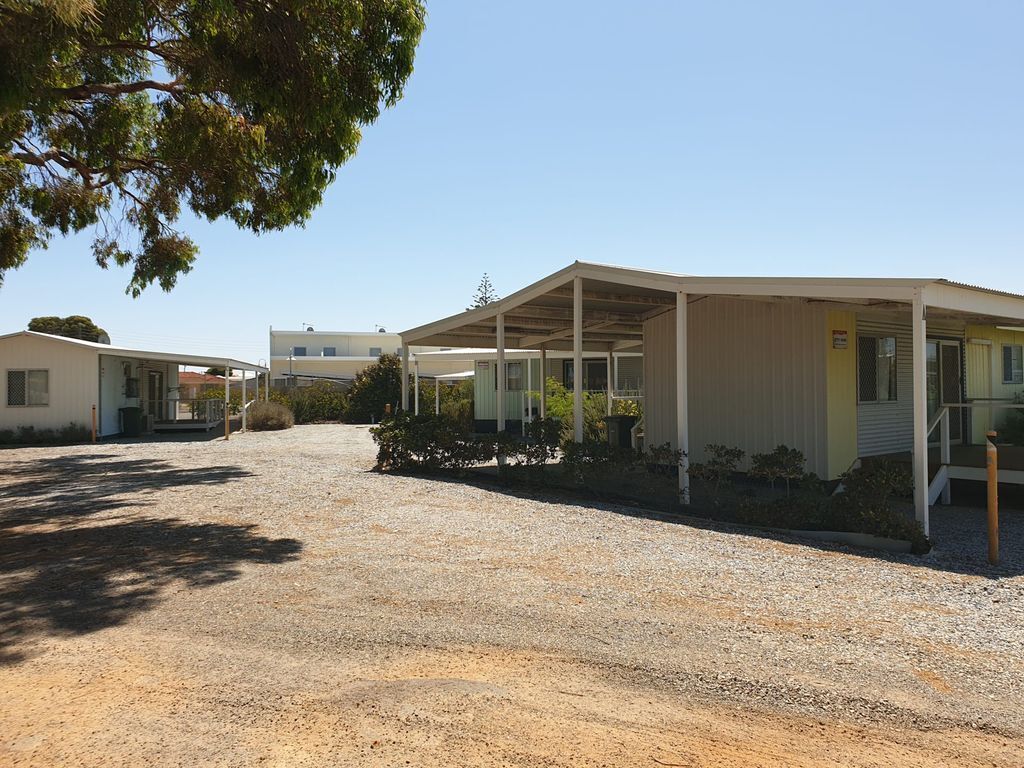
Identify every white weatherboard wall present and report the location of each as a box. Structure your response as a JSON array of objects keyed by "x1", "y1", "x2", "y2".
[
  {"x1": 854, "y1": 313, "x2": 965, "y2": 457},
  {"x1": 643, "y1": 297, "x2": 830, "y2": 478},
  {"x1": 0, "y1": 333, "x2": 99, "y2": 432}
]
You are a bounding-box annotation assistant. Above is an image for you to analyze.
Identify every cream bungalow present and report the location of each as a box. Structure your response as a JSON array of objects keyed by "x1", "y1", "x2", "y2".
[
  {"x1": 1, "y1": 331, "x2": 267, "y2": 437},
  {"x1": 400, "y1": 262, "x2": 1024, "y2": 537}
]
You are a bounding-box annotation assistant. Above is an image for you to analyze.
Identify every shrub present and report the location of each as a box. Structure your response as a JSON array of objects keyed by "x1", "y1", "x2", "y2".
[
  {"x1": 1000, "y1": 392, "x2": 1024, "y2": 445},
  {"x1": 371, "y1": 412, "x2": 492, "y2": 471},
  {"x1": 248, "y1": 402, "x2": 294, "y2": 431},
  {"x1": 289, "y1": 380, "x2": 348, "y2": 424},
  {"x1": 689, "y1": 444, "x2": 745, "y2": 494},
  {"x1": 749, "y1": 445, "x2": 806, "y2": 494},
  {"x1": 539, "y1": 378, "x2": 609, "y2": 443},
  {"x1": 346, "y1": 354, "x2": 403, "y2": 424}
]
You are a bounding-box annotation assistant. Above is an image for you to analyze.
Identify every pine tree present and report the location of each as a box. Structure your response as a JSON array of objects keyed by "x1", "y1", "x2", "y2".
[{"x1": 468, "y1": 274, "x2": 499, "y2": 310}]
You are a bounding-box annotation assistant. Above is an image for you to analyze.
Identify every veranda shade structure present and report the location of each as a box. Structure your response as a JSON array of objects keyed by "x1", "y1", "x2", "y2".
[{"x1": 401, "y1": 261, "x2": 1024, "y2": 538}]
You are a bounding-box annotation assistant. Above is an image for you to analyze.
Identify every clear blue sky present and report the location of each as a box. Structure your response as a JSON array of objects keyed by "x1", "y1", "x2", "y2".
[{"x1": 1, "y1": 1, "x2": 1021, "y2": 361}]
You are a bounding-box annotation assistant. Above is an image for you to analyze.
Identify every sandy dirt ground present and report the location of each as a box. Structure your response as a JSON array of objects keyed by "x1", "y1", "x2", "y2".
[{"x1": 1, "y1": 425, "x2": 1021, "y2": 767}]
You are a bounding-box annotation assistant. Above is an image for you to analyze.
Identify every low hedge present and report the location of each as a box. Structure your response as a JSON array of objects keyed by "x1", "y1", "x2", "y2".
[{"x1": 0, "y1": 423, "x2": 91, "y2": 445}]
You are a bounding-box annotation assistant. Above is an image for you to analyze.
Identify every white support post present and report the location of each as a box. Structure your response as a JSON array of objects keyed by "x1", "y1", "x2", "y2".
[
  {"x1": 606, "y1": 351, "x2": 613, "y2": 416},
  {"x1": 414, "y1": 360, "x2": 420, "y2": 415},
  {"x1": 435, "y1": 378, "x2": 441, "y2": 415},
  {"x1": 401, "y1": 344, "x2": 410, "y2": 412},
  {"x1": 224, "y1": 364, "x2": 231, "y2": 441},
  {"x1": 940, "y1": 408, "x2": 952, "y2": 505},
  {"x1": 613, "y1": 352, "x2": 620, "y2": 393},
  {"x1": 496, "y1": 313, "x2": 506, "y2": 433},
  {"x1": 539, "y1": 348, "x2": 547, "y2": 418},
  {"x1": 676, "y1": 292, "x2": 690, "y2": 505},
  {"x1": 254, "y1": 369, "x2": 259, "y2": 404},
  {"x1": 911, "y1": 290, "x2": 929, "y2": 537},
  {"x1": 573, "y1": 276, "x2": 584, "y2": 443},
  {"x1": 241, "y1": 371, "x2": 247, "y2": 432},
  {"x1": 526, "y1": 352, "x2": 533, "y2": 424}
]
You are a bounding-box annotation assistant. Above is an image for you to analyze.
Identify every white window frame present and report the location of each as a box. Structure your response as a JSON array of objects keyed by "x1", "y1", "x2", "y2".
[
  {"x1": 292, "y1": 346, "x2": 307, "y2": 357},
  {"x1": 1002, "y1": 344, "x2": 1023, "y2": 385},
  {"x1": 7, "y1": 368, "x2": 50, "y2": 407},
  {"x1": 857, "y1": 335, "x2": 898, "y2": 403},
  {"x1": 506, "y1": 361, "x2": 523, "y2": 391},
  {"x1": 322, "y1": 346, "x2": 336, "y2": 357},
  {"x1": 369, "y1": 347, "x2": 382, "y2": 357}
]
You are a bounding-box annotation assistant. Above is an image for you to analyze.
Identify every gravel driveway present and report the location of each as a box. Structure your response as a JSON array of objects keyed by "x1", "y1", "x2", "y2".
[{"x1": 1, "y1": 425, "x2": 1022, "y2": 767}]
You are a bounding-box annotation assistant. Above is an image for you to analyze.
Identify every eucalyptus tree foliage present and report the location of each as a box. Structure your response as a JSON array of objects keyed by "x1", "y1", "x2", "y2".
[{"x1": 0, "y1": 0, "x2": 424, "y2": 294}]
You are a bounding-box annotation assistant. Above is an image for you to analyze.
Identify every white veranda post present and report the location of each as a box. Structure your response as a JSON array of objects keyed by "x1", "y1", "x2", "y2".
[
  {"x1": 676, "y1": 292, "x2": 690, "y2": 505},
  {"x1": 496, "y1": 313, "x2": 506, "y2": 432},
  {"x1": 435, "y1": 378, "x2": 441, "y2": 415},
  {"x1": 573, "y1": 276, "x2": 583, "y2": 443},
  {"x1": 606, "y1": 352, "x2": 613, "y2": 416},
  {"x1": 539, "y1": 348, "x2": 547, "y2": 419},
  {"x1": 911, "y1": 290, "x2": 930, "y2": 537},
  {"x1": 414, "y1": 360, "x2": 420, "y2": 415},
  {"x1": 401, "y1": 344, "x2": 410, "y2": 412},
  {"x1": 224, "y1": 363, "x2": 231, "y2": 440},
  {"x1": 526, "y1": 352, "x2": 533, "y2": 423},
  {"x1": 241, "y1": 370, "x2": 247, "y2": 432}
]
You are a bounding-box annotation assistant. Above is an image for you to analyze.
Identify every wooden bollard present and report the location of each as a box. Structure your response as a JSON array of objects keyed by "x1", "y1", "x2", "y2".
[{"x1": 986, "y1": 431, "x2": 998, "y2": 566}]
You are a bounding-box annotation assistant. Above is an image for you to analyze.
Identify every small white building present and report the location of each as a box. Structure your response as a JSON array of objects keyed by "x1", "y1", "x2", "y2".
[{"x1": 1, "y1": 331, "x2": 267, "y2": 437}]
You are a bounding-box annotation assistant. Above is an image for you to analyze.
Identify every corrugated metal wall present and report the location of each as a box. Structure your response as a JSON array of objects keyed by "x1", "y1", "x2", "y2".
[
  {"x1": 854, "y1": 313, "x2": 965, "y2": 456},
  {"x1": 0, "y1": 335, "x2": 99, "y2": 432},
  {"x1": 644, "y1": 297, "x2": 830, "y2": 477}
]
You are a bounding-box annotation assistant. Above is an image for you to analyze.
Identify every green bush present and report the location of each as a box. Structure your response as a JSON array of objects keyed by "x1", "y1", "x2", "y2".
[
  {"x1": 289, "y1": 381, "x2": 348, "y2": 424},
  {"x1": 370, "y1": 412, "x2": 493, "y2": 471},
  {"x1": 689, "y1": 444, "x2": 745, "y2": 494},
  {"x1": 749, "y1": 445, "x2": 806, "y2": 494},
  {"x1": 247, "y1": 402, "x2": 294, "y2": 431},
  {"x1": 1000, "y1": 392, "x2": 1024, "y2": 445},
  {"x1": 539, "y1": 378, "x2": 609, "y2": 443},
  {"x1": 346, "y1": 354, "x2": 403, "y2": 424},
  {"x1": 0, "y1": 422, "x2": 91, "y2": 445}
]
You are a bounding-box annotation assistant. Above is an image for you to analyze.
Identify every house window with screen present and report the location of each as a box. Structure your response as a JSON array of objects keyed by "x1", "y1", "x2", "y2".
[
  {"x1": 322, "y1": 347, "x2": 336, "y2": 357},
  {"x1": 563, "y1": 360, "x2": 609, "y2": 391},
  {"x1": 858, "y1": 336, "x2": 897, "y2": 402},
  {"x1": 506, "y1": 361, "x2": 523, "y2": 391},
  {"x1": 369, "y1": 347, "x2": 382, "y2": 357},
  {"x1": 7, "y1": 369, "x2": 49, "y2": 406},
  {"x1": 1003, "y1": 344, "x2": 1024, "y2": 384},
  {"x1": 292, "y1": 346, "x2": 306, "y2": 356}
]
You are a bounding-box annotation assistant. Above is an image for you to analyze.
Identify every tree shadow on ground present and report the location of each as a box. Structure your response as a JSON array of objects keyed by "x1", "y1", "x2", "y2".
[
  {"x1": 0, "y1": 454, "x2": 302, "y2": 664},
  {"x1": 411, "y1": 469, "x2": 1024, "y2": 580}
]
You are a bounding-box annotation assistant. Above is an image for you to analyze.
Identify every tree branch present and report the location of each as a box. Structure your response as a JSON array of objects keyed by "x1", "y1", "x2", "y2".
[{"x1": 51, "y1": 79, "x2": 184, "y2": 100}]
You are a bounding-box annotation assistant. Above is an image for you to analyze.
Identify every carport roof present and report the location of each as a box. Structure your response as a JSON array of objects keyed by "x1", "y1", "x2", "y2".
[
  {"x1": 401, "y1": 261, "x2": 1024, "y2": 351},
  {"x1": 0, "y1": 331, "x2": 268, "y2": 372}
]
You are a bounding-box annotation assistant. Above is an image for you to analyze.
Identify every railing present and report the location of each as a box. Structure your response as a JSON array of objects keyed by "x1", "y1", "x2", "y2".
[{"x1": 149, "y1": 398, "x2": 226, "y2": 425}]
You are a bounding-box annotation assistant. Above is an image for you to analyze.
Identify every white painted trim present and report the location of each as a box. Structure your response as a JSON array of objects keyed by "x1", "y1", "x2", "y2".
[
  {"x1": 911, "y1": 290, "x2": 929, "y2": 537},
  {"x1": 573, "y1": 277, "x2": 584, "y2": 443},
  {"x1": 496, "y1": 314, "x2": 506, "y2": 432}
]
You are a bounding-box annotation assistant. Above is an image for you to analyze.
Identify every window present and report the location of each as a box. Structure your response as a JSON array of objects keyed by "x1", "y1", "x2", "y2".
[
  {"x1": 369, "y1": 347, "x2": 382, "y2": 357},
  {"x1": 506, "y1": 361, "x2": 523, "y2": 391},
  {"x1": 322, "y1": 346, "x2": 336, "y2": 357},
  {"x1": 563, "y1": 360, "x2": 609, "y2": 391},
  {"x1": 1003, "y1": 344, "x2": 1023, "y2": 384},
  {"x1": 292, "y1": 346, "x2": 306, "y2": 356},
  {"x1": 7, "y1": 369, "x2": 49, "y2": 406},
  {"x1": 494, "y1": 361, "x2": 524, "y2": 391},
  {"x1": 858, "y1": 336, "x2": 897, "y2": 402},
  {"x1": 396, "y1": 347, "x2": 403, "y2": 356}
]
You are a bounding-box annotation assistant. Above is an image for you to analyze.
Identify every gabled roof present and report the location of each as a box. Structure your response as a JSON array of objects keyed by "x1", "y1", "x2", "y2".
[
  {"x1": 401, "y1": 261, "x2": 1024, "y2": 350},
  {"x1": 0, "y1": 331, "x2": 267, "y2": 372}
]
